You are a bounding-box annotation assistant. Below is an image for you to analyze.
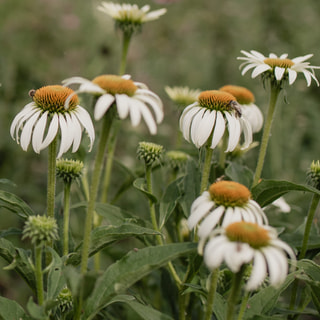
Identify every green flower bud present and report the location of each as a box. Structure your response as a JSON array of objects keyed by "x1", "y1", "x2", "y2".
[
  {"x1": 137, "y1": 141, "x2": 164, "y2": 166},
  {"x1": 56, "y1": 287, "x2": 73, "y2": 313},
  {"x1": 306, "y1": 160, "x2": 320, "y2": 190},
  {"x1": 56, "y1": 158, "x2": 84, "y2": 184},
  {"x1": 165, "y1": 150, "x2": 189, "y2": 171},
  {"x1": 22, "y1": 215, "x2": 59, "y2": 246}
]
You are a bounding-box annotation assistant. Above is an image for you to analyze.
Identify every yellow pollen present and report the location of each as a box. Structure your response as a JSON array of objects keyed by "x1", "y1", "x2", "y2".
[
  {"x1": 226, "y1": 222, "x2": 270, "y2": 248},
  {"x1": 33, "y1": 85, "x2": 79, "y2": 113},
  {"x1": 92, "y1": 75, "x2": 138, "y2": 96},
  {"x1": 263, "y1": 58, "x2": 294, "y2": 69},
  {"x1": 219, "y1": 85, "x2": 255, "y2": 105},
  {"x1": 198, "y1": 90, "x2": 236, "y2": 111},
  {"x1": 209, "y1": 181, "x2": 251, "y2": 207}
]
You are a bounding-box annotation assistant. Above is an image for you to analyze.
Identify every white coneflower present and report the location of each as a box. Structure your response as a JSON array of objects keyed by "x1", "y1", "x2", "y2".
[
  {"x1": 179, "y1": 90, "x2": 252, "y2": 152},
  {"x1": 238, "y1": 50, "x2": 320, "y2": 86},
  {"x1": 10, "y1": 85, "x2": 95, "y2": 158},
  {"x1": 63, "y1": 75, "x2": 163, "y2": 134},
  {"x1": 188, "y1": 180, "x2": 268, "y2": 253},
  {"x1": 219, "y1": 85, "x2": 263, "y2": 133},
  {"x1": 204, "y1": 221, "x2": 296, "y2": 291},
  {"x1": 165, "y1": 86, "x2": 201, "y2": 107}
]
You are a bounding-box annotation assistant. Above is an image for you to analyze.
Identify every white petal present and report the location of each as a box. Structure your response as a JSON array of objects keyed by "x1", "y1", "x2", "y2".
[
  {"x1": 32, "y1": 111, "x2": 48, "y2": 153},
  {"x1": 190, "y1": 108, "x2": 206, "y2": 148},
  {"x1": 94, "y1": 94, "x2": 115, "y2": 120},
  {"x1": 246, "y1": 251, "x2": 267, "y2": 291},
  {"x1": 57, "y1": 114, "x2": 73, "y2": 158},
  {"x1": 230, "y1": 207, "x2": 243, "y2": 223},
  {"x1": 251, "y1": 64, "x2": 271, "y2": 78},
  {"x1": 179, "y1": 104, "x2": 201, "y2": 142},
  {"x1": 74, "y1": 106, "x2": 95, "y2": 151},
  {"x1": 210, "y1": 111, "x2": 225, "y2": 149},
  {"x1": 194, "y1": 109, "x2": 216, "y2": 148},
  {"x1": 204, "y1": 236, "x2": 230, "y2": 269},
  {"x1": 128, "y1": 100, "x2": 142, "y2": 127},
  {"x1": 225, "y1": 112, "x2": 240, "y2": 152},
  {"x1": 197, "y1": 206, "x2": 225, "y2": 239},
  {"x1": 131, "y1": 98, "x2": 157, "y2": 134},
  {"x1": 224, "y1": 242, "x2": 254, "y2": 273},
  {"x1": 287, "y1": 69, "x2": 297, "y2": 85},
  {"x1": 190, "y1": 192, "x2": 210, "y2": 213},
  {"x1": 221, "y1": 207, "x2": 234, "y2": 227},
  {"x1": 70, "y1": 112, "x2": 82, "y2": 152},
  {"x1": 241, "y1": 63, "x2": 259, "y2": 75},
  {"x1": 292, "y1": 54, "x2": 313, "y2": 64},
  {"x1": 20, "y1": 110, "x2": 41, "y2": 151},
  {"x1": 274, "y1": 67, "x2": 286, "y2": 80},
  {"x1": 41, "y1": 114, "x2": 59, "y2": 149},
  {"x1": 188, "y1": 199, "x2": 214, "y2": 229},
  {"x1": 115, "y1": 94, "x2": 130, "y2": 119},
  {"x1": 239, "y1": 118, "x2": 253, "y2": 150}
]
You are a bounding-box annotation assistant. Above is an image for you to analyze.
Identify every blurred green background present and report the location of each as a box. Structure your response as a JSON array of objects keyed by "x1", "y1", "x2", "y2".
[{"x1": 0, "y1": 0, "x2": 320, "y2": 308}]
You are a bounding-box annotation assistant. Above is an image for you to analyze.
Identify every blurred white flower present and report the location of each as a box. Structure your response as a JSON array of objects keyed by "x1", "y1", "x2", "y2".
[
  {"x1": 219, "y1": 85, "x2": 263, "y2": 133},
  {"x1": 179, "y1": 90, "x2": 252, "y2": 151},
  {"x1": 63, "y1": 75, "x2": 163, "y2": 134},
  {"x1": 238, "y1": 50, "x2": 320, "y2": 86},
  {"x1": 270, "y1": 197, "x2": 291, "y2": 213},
  {"x1": 188, "y1": 180, "x2": 268, "y2": 253},
  {"x1": 10, "y1": 85, "x2": 95, "y2": 158},
  {"x1": 165, "y1": 86, "x2": 201, "y2": 107},
  {"x1": 204, "y1": 221, "x2": 296, "y2": 291}
]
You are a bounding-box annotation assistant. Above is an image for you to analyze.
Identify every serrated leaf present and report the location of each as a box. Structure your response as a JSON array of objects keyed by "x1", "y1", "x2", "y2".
[
  {"x1": 0, "y1": 296, "x2": 28, "y2": 320},
  {"x1": 0, "y1": 190, "x2": 34, "y2": 219},
  {"x1": 0, "y1": 238, "x2": 36, "y2": 290},
  {"x1": 83, "y1": 242, "x2": 197, "y2": 319},
  {"x1": 159, "y1": 177, "x2": 184, "y2": 229},
  {"x1": 133, "y1": 178, "x2": 158, "y2": 203},
  {"x1": 251, "y1": 180, "x2": 320, "y2": 208}
]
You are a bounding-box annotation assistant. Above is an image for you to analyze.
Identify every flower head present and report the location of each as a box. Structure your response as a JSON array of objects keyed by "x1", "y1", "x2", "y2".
[
  {"x1": 56, "y1": 158, "x2": 84, "y2": 184},
  {"x1": 63, "y1": 75, "x2": 163, "y2": 134},
  {"x1": 219, "y1": 85, "x2": 263, "y2": 133},
  {"x1": 306, "y1": 160, "x2": 320, "y2": 190},
  {"x1": 137, "y1": 141, "x2": 164, "y2": 166},
  {"x1": 238, "y1": 50, "x2": 320, "y2": 87},
  {"x1": 22, "y1": 215, "x2": 59, "y2": 246},
  {"x1": 56, "y1": 287, "x2": 73, "y2": 313},
  {"x1": 188, "y1": 180, "x2": 268, "y2": 253},
  {"x1": 97, "y1": 2, "x2": 167, "y2": 35},
  {"x1": 179, "y1": 90, "x2": 252, "y2": 151},
  {"x1": 165, "y1": 86, "x2": 201, "y2": 108},
  {"x1": 203, "y1": 221, "x2": 296, "y2": 290},
  {"x1": 10, "y1": 85, "x2": 95, "y2": 158},
  {"x1": 165, "y1": 150, "x2": 189, "y2": 171}
]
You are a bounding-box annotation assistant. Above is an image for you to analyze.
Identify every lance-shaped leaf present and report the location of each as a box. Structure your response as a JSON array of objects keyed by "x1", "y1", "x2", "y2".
[
  {"x1": 133, "y1": 177, "x2": 158, "y2": 203},
  {"x1": 0, "y1": 296, "x2": 29, "y2": 320},
  {"x1": 83, "y1": 242, "x2": 197, "y2": 318},
  {"x1": 251, "y1": 180, "x2": 320, "y2": 208},
  {"x1": 0, "y1": 190, "x2": 34, "y2": 219}
]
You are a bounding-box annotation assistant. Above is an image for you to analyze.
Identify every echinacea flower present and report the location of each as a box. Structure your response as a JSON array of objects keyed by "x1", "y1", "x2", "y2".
[
  {"x1": 63, "y1": 75, "x2": 163, "y2": 134},
  {"x1": 165, "y1": 86, "x2": 201, "y2": 108},
  {"x1": 238, "y1": 50, "x2": 320, "y2": 87},
  {"x1": 97, "y1": 2, "x2": 166, "y2": 34},
  {"x1": 179, "y1": 90, "x2": 252, "y2": 151},
  {"x1": 188, "y1": 180, "x2": 268, "y2": 253},
  {"x1": 219, "y1": 85, "x2": 263, "y2": 133},
  {"x1": 203, "y1": 221, "x2": 296, "y2": 290},
  {"x1": 10, "y1": 85, "x2": 95, "y2": 158},
  {"x1": 306, "y1": 160, "x2": 320, "y2": 190}
]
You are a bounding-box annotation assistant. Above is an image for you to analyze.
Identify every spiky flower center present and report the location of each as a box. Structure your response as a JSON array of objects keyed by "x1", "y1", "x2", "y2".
[
  {"x1": 165, "y1": 150, "x2": 189, "y2": 170},
  {"x1": 33, "y1": 85, "x2": 78, "y2": 113},
  {"x1": 56, "y1": 158, "x2": 84, "y2": 184},
  {"x1": 198, "y1": 90, "x2": 237, "y2": 112},
  {"x1": 92, "y1": 75, "x2": 138, "y2": 96},
  {"x1": 226, "y1": 222, "x2": 270, "y2": 248},
  {"x1": 264, "y1": 58, "x2": 294, "y2": 69},
  {"x1": 219, "y1": 85, "x2": 255, "y2": 105},
  {"x1": 209, "y1": 181, "x2": 251, "y2": 207},
  {"x1": 306, "y1": 160, "x2": 320, "y2": 190},
  {"x1": 137, "y1": 141, "x2": 164, "y2": 166}
]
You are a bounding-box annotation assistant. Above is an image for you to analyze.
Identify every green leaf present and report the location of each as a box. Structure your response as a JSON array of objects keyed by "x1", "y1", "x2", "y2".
[
  {"x1": 159, "y1": 177, "x2": 184, "y2": 229},
  {"x1": 225, "y1": 162, "x2": 254, "y2": 188},
  {"x1": 251, "y1": 180, "x2": 320, "y2": 207},
  {"x1": 89, "y1": 223, "x2": 161, "y2": 256},
  {"x1": 26, "y1": 297, "x2": 48, "y2": 320},
  {"x1": 84, "y1": 242, "x2": 197, "y2": 318},
  {"x1": 212, "y1": 293, "x2": 227, "y2": 320},
  {"x1": 0, "y1": 190, "x2": 34, "y2": 219},
  {"x1": 0, "y1": 238, "x2": 36, "y2": 290},
  {"x1": 0, "y1": 296, "x2": 28, "y2": 320},
  {"x1": 133, "y1": 178, "x2": 158, "y2": 203}
]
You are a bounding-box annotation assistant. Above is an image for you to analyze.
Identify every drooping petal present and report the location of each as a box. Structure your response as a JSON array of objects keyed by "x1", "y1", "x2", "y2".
[
  {"x1": 179, "y1": 104, "x2": 202, "y2": 142},
  {"x1": 225, "y1": 112, "x2": 241, "y2": 152},
  {"x1": 188, "y1": 199, "x2": 214, "y2": 229},
  {"x1": 221, "y1": 207, "x2": 234, "y2": 227},
  {"x1": 94, "y1": 94, "x2": 115, "y2": 120},
  {"x1": 224, "y1": 242, "x2": 253, "y2": 273},
  {"x1": 115, "y1": 94, "x2": 130, "y2": 119},
  {"x1": 41, "y1": 113, "x2": 59, "y2": 150},
  {"x1": 251, "y1": 64, "x2": 271, "y2": 78},
  {"x1": 210, "y1": 111, "x2": 225, "y2": 149},
  {"x1": 57, "y1": 114, "x2": 73, "y2": 158},
  {"x1": 132, "y1": 98, "x2": 157, "y2": 134},
  {"x1": 204, "y1": 236, "x2": 230, "y2": 269},
  {"x1": 190, "y1": 108, "x2": 206, "y2": 148},
  {"x1": 69, "y1": 112, "x2": 82, "y2": 153},
  {"x1": 246, "y1": 251, "x2": 267, "y2": 291},
  {"x1": 128, "y1": 99, "x2": 142, "y2": 127},
  {"x1": 274, "y1": 67, "x2": 286, "y2": 80},
  {"x1": 287, "y1": 69, "x2": 297, "y2": 85},
  {"x1": 239, "y1": 117, "x2": 253, "y2": 149},
  {"x1": 20, "y1": 110, "x2": 41, "y2": 151},
  {"x1": 32, "y1": 111, "x2": 48, "y2": 153},
  {"x1": 194, "y1": 109, "x2": 216, "y2": 148}
]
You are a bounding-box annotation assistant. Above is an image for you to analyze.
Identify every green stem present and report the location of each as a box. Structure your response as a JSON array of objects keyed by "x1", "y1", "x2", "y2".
[
  {"x1": 200, "y1": 146, "x2": 213, "y2": 194},
  {"x1": 252, "y1": 86, "x2": 281, "y2": 187},
  {"x1": 35, "y1": 245, "x2": 44, "y2": 305},
  {"x1": 227, "y1": 267, "x2": 245, "y2": 320},
  {"x1": 63, "y1": 182, "x2": 71, "y2": 256},
  {"x1": 80, "y1": 111, "x2": 114, "y2": 275},
  {"x1": 299, "y1": 194, "x2": 320, "y2": 259},
  {"x1": 47, "y1": 138, "x2": 57, "y2": 218},
  {"x1": 119, "y1": 32, "x2": 132, "y2": 75},
  {"x1": 237, "y1": 292, "x2": 249, "y2": 320},
  {"x1": 219, "y1": 134, "x2": 228, "y2": 169},
  {"x1": 204, "y1": 268, "x2": 220, "y2": 320}
]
